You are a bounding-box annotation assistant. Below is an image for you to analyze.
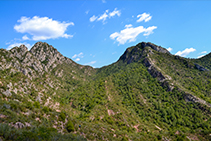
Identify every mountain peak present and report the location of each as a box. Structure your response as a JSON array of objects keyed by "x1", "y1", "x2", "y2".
[
  {"x1": 9, "y1": 44, "x2": 28, "y2": 60},
  {"x1": 138, "y1": 42, "x2": 170, "y2": 54},
  {"x1": 119, "y1": 42, "x2": 170, "y2": 64},
  {"x1": 30, "y1": 42, "x2": 58, "y2": 62}
]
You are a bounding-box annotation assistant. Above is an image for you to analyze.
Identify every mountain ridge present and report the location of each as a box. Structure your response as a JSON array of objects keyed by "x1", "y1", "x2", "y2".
[{"x1": 0, "y1": 41, "x2": 211, "y2": 141}]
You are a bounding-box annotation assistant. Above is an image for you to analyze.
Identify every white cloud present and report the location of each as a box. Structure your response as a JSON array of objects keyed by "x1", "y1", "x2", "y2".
[
  {"x1": 7, "y1": 42, "x2": 32, "y2": 50},
  {"x1": 75, "y1": 58, "x2": 80, "y2": 62},
  {"x1": 167, "y1": 47, "x2": 172, "y2": 52},
  {"x1": 90, "y1": 15, "x2": 98, "y2": 22},
  {"x1": 197, "y1": 51, "x2": 207, "y2": 58},
  {"x1": 85, "y1": 61, "x2": 96, "y2": 65},
  {"x1": 125, "y1": 24, "x2": 132, "y2": 28},
  {"x1": 22, "y1": 35, "x2": 29, "y2": 40},
  {"x1": 137, "y1": 13, "x2": 152, "y2": 22},
  {"x1": 197, "y1": 55, "x2": 205, "y2": 58},
  {"x1": 97, "y1": 10, "x2": 109, "y2": 23},
  {"x1": 110, "y1": 24, "x2": 157, "y2": 45},
  {"x1": 109, "y1": 8, "x2": 121, "y2": 17},
  {"x1": 143, "y1": 26, "x2": 157, "y2": 36},
  {"x1": 175, "y1": 48, "x2": 196, "y2": 57},
  {"x1": 72, "y1": 52, "x2": 83, "y2": 59},
  {"x1": 14, "y1": 16, "x2": 74, "y2": 41},
  {"x1": 90, "y1": 8, "x2": 121, "y2": 23},
  {"x1": 199, "y1": 51, "x2": 207, "y2": 54}
]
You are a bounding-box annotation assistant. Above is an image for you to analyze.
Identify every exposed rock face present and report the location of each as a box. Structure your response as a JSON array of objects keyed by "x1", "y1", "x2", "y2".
[
  {"x1": 194, "y1": 63, "x2": 208, "y2": 71},
  {"x1": 30, "y1": 42, "x2": 73, "y2": 71},
  {"x1": 144, "y1": 58, "x2": 174, "y2": 91},
  {"x1": 119, "y1": 42, "x2": 174, "y2": 91},
  {"x1": 119, "y1": 42, "x2": 170, "y2": 64},
  {"x1": 2, "y1": 90, "x2": 12, "y2": 97},
  {"x1": 0, "y1": 42, "x2": 77, "y2": 79},
  {"x1": 10, "y1": 44, "x2": 28, "y2": 60},
  {"x1": 140, "y1": 42, "x2": 170, "y2": 54},
  {"x1": 184, "y1": 93, "x2": 211, "y2": 107}
]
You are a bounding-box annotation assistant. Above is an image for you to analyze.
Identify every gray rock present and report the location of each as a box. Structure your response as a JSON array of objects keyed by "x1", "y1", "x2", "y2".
[
  {"x1": 2, "y1": 90, "x2": 12, "y2": 97},
  {"x1": 140, "y1": 42, "x2": 170, "y2": 54},
  {"x1": 25, "y1": 122, "x2": 31, "y2": 127},
  {"x1": 3, "y1": 103, "x2": 10, "y2": 109},
  {"x1": 7, "y1": 82, "x2": 12, "y2": 89},
  {"x1": 194, "y1": 63, "x2": 208, "y2": 71},
  {"x1": 185, "y1": 93, "x2": 211, "y2": 107},
  {"x1": 10, "y1": 44, "x2": 28, "y2": 60},
  {"x1": 14, "y1": 122, "x2": 25, "y2": 129}
]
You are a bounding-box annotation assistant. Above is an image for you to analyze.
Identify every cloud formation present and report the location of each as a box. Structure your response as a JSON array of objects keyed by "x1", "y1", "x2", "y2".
[
  {"x1": 199, "y1": 51, "x2": 207, "y2": 54},
  {"x1": 14, "y1": 16, "x2": 74, "y2": 40},
  {"x1": 167, "y1": 47, "x2": 172, "y2": 52},
  {"x1": 110, "y1": 24, "x2": 157, "y2": 45},
  {"x1": 175, "y1": 48, "x2": 196, "y2": 57},
  {"x1": 197, "y1": 51, "x2": 207, "y2": 58},
  {"x1": 22, "y1": 35, "x2": 29, "y2": 40},
  {"x1": 85, "y1": 61, "x2": 96, "y2": 65},
  {"x1": 72, "y1": 52, "x2": 83, "y2": 62},
  {"x1": 90, "y1": 8, "x2": 121, "y2": 23},
  {"x1": 137, "y1": 13, "x2": 152, "y2": 22},
  {"x1": 90, "y1": 15, "x2": 98, "y2": 22},
  {"x1": 7, "y1": 42, "x2": 32, "y2": 50}
]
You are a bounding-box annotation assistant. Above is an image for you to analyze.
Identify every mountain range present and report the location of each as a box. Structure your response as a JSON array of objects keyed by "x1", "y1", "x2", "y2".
[{"x1": 0, "y1": 41, "x2": 210, "y2": 141}]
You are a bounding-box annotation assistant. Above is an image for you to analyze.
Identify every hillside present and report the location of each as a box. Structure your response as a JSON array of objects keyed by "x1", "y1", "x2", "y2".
[{"x1": 0, "y1": 42, "x2": 210, "y2": 141}]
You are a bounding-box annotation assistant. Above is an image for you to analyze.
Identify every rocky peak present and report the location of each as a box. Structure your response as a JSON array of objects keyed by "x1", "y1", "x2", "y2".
[
  {"x1": 139, "y1": 42, "x2": 170, "y2": 54},
  {"x1": 119, "y1": 42, "x2": 170, "y2": 64},
  {"x1": 10, "y1": 44, "x2": 28, "y2": 60},
  {"x1": 30, "y1": 42, "x2": 72, "y2": 71},
  {"x1": 30, "y1": 42, "x2": 61, "y2": 62}
]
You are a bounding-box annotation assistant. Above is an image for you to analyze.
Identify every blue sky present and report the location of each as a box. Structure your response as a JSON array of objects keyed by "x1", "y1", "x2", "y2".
[{"x1": 1, "y1": 1, "x2": 211, "y2": 68}]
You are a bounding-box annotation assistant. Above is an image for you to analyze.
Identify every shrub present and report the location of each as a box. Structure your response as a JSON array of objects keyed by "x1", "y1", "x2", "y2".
[
  {"x1": 42, "y1": 106, "x2": 49, "y2": 113},
  {"x1": 33, "y1": 101, "x2": 40, "y2": 108},
  {"x1": 59, "y1": 112, "x2": 66, "y2": 122},
  {"x1": 66, "y1": 120, "x2": 74, "y2": 132}
]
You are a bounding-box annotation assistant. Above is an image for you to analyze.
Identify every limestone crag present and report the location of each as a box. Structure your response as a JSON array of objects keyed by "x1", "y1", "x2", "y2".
[
  {"x1": 119, "y1": 42, "x2": 174, "y2": 91},
  {"x1": 194, "y1": 63, "x2": 208, "y2": 71},
  {"x1": 144, "y1": 57, "x2": 174, "y2": 91},
  {"x1": 119, "y1": 42, "x2": 170, "y2": 64},
  {"x1": 10, "y1": 45, "x2": 28, "y2": 60},
  {"x1": 140, "y1": 42, "x2": 170, "y2": 54},
  {"x1": 30, "y1": 42, "x2": 73, "y2": 72},
  {"x1": 0, "y1": 42, "x2": 75, "y2": 79},
  {"x1": 184, "y1": 93, "x2": 211, "y2": 107}
]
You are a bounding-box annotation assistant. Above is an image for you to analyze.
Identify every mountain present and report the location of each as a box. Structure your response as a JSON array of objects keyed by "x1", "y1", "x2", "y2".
[{"x1": 0, "y1": 41, "x2": 210, "y2": 141}]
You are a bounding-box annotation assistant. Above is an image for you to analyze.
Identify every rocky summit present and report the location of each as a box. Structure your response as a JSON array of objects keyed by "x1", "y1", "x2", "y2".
[{"x1": 0, "y1": 41, "x2": 211, "y2": 141}]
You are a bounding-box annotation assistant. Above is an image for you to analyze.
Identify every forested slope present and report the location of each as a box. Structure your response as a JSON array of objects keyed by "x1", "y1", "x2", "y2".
[{"x1": 0, "y1": 42, "x2": 210, "y2": 141}]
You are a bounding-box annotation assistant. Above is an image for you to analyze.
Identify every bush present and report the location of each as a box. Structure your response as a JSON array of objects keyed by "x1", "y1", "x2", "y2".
[
  {"x1": 59, "y1": 112, "x2": 66, "y2": 122},
  {"x1": 157, "y1": 135, "x2": 162, "y2": 140},
  {"x1": 66, "y1": 120, "x2": 74, "y2": 132},
  {"x1": 33, "y1": 101, "x2": 40, "y2": 108},
  {"x1": 42, "y1": 106, "x2": 49, "y2": 113}
]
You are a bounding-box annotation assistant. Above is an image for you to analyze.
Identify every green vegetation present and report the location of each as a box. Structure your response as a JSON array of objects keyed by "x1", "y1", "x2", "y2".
[
  {"x1": 66, "y1": 120, "x2": 74, "y2": 132},
  {"x1": 0, "y1": 42, "x2": 210, "y2": 140}
]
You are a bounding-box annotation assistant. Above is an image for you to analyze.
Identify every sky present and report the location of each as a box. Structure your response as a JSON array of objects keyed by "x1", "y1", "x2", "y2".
[{"x1": 1, "y1": 0, "x2": 211, "y2": 68}]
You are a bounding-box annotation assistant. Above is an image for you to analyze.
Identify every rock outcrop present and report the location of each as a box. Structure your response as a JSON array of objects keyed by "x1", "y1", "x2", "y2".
[
  {"x1": 139, "y1": 42, "x2": 170, "y2": 54},
  {"x1": 194, "y1": 63, "x2": 208, "y2": 71},
  {"x1": 184, "y1": 93, "x2": 211, "y2": 107},
  {"x1": 30, "y1": 42, "x2": 73, "y2": 72},
  {"x1": 119, "y1": 42, "x2": 170, "y2": 64},
  {"x1": 119, "y1": 42, "x2": 174, "y2": 91}
]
